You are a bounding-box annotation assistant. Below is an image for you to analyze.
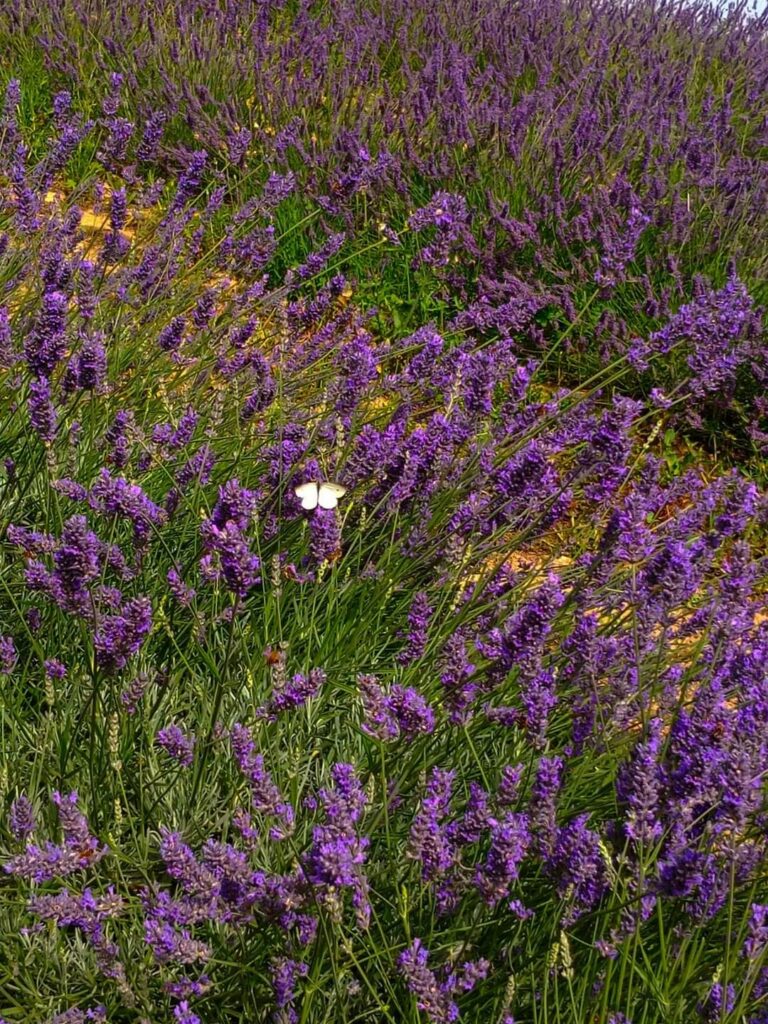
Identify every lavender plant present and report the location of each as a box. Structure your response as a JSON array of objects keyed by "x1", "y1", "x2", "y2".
[
  {"x1": 0, "y1": 5, "x2": 766, "y2": 1023},
  {"x1": 2, "y1": 0, "x2": 768, "y2": 455}
]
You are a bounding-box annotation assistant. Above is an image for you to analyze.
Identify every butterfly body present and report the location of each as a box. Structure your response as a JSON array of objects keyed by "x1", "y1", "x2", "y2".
[{"x1": 294, "y1": 481, "x2": 346, "y2": 510}]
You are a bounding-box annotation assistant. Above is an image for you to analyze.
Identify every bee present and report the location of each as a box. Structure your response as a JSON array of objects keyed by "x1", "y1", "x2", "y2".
[
  {"x1": 76, "y1": 843, "x2": 101, "y2": 864},
  {"x1": 329, "y1": 177, "x2": 347, "y2": 199},
  {"x1": 337, "y1": 282, "x2": 354, "y2": 311},
  {"x1": 264, "y1": 647, "x2": 284, "y2": 667}
]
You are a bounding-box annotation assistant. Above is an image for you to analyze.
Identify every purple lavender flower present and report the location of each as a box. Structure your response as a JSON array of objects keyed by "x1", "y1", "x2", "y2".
[
  {"x1": 156, "y1": 724, "x2": 195, "y2": 767},
  {"x1": 271, "y1": 957, "x2": 308, "y2": 1024},
  {"x1": 101, "y1": 188, "x2": 129, "y2": 263},
  {"x1": 167, "y1": 408, "x2": 199, "y2": 451},
  {"x1": 167, "y1": 568, "x2": 196, "y2": 606},
  {"x1": 399, "y1": 940, "x2": 459, "y2": 1023},
  {"x1": 2, "y1": 78, "x2": 20, "y2": 122},
  {"x1": 94, "y1": 596, "x2": 153, "y2": 672},
  {"x1": 260, "y1": 171, "x2": 296, "y2": 210},
  {"x1": 530, "y1": 756, "x2": 563, "y2": 855},
  {"x1": 48, "y1": 1008, "x2": 107, "y2": 1024},
  {"x1": 519, "y1": 668, "x2": 558, "y2": 747},
  {"x1": 164, "y1": 975, "x2": 211, "y2": 1000},
  {"x1": 594, "y1": 197, "x2": 649, "y2": 289},
  {"x1": 210, "y1": 479, "x2": 258, "y2": 531},
  {"x1": 481, "y1": 576, "x2": 565, "y2": 687},
  {"x1": 24, "y1": 290, "x2": 68, "y2": 378},
  {"x1": 357, "y1": 675, "x2": 398, "y2": 741},
  {"x1": 25, "y1": 607, "x2": 41, "y2": 632},
  {"x1": 475, "y1": 813, "x2": 531, "y2": 906},
  {"x1": 618, "y1": 719, "x2": 663, "y2": 845},
  {"x1": 88, "y1": 469, "x2": 165, "y2": 545},
  {"x1": 231, "y1": 724, "x2": 294, "y2": 838},
  {"x1": 171, "y1": 150, "x2": 207, "y2": 212},
  {"x1": 288, "y1": 232, "x2": 346, "y2": 284},
  {"x1": 29, "y1": 885, "x2": 124, "y2": 981},
  {"x1": 550, "y1": 815, "x2": 608, "y2": 924},
  {"x1": 44, "y1": 659, "x2": 67, "y2": 679},
  {"x1": 120, "y1": 673, "x2": 150, "y2": 714},
  {"x1": 200, "y1": 522, "x2": 261, "y2": 597},
  {"x1": 745, "y1": 904, "x2": 768, "y2": 960},
  {"x1": 303, "y1": 763, "x2": 370, "y2": 926},
  {"x1": 261, "y1": 668, "x2": 326, "y2": 718},
  {"x1": 136, "y1": 111, "x2": 166, "y2": 162},
  {"x1": 100, "y1": 72, "x2": 123, "y2": 118},
  {"x1": 104, "y1": 410, "x2": 135, "y2": 468},
  {"x1": 36, "y1": 118, "x2": 95, "y2": 190},
  {"x1": 498, "y1": 765, "x2": 524, "y2": 807},
  {"x1": 192, "y1": 289, "x2": 216, "y2": 331},
  {"x1": 8, "y1": 794, "x2": 35, "y2": 839},
  {"x1": 50, "y1": 90, "x2": 71, "y2": 125},
  {"x1": 159, "y1": 316, "x2": 186, "y2": 353},
  {"x1": 172, "y1": 444, "x2": 216, "y2": 498},
  {"x1": 331, "y1": 332, "x2": 379, "y2": 416},
  {"x1": 144, "y1": 912, "x2": 210, "y2": 966},
  {"x1": 307, "y1": 508, "x2": 342, "y2": 566},
  {"x1": 4, "y1": 790, "x2": 107, "y2": 881},
  {"x1": 0, "y1": 634, "x2": 16, "y2": 677},
  {"x1": 158, "y1": 828, "x2": 219, "y2": 900},
  {"x1": 408, "y1": 191, "x2": 471, "y2": 268},
  {"x1": 409, "y1": 769, "x2": 458, "y2": 901},
  {"x1": 65, "y1": 334, "x2": 107, "y2": 391},
  {"x1": 699, "y1": 983, "x2": 736, "y2": 1022},
  {"x1": 399, "y1": 939, "x2": 488, "y2": 1024},
  {"x1": 0, "y1": 306, "x2": 16, "y2": 368},
  {"x1": 17, "y1": 514, "x2": 115, "y2": 616},
  {"x1": 358, "y1": 675, "x2": 435, "y2": 741},
  {"x1": 173, "y1": 1003, "x2": 201, "y2": 1024},
  {"x1": 28, "y1": 376, "x2": 58, "y2": 443},
  {"x1": 241, "y1": 377, "x2": 277, "y2": 420},
  {"x1": 630, "y1": 273, "x2": 758, "y2": 396},
  {"x1": 439, "y1": 634, "x2": 477, "y2": 723},
  {"x1": 398, "y1": 591, "x2": 432, "y2": 664}
]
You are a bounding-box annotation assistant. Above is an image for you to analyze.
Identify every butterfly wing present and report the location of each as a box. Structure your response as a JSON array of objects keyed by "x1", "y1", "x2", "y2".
[
  {"x1": 317, "y1": 482, "x2": 347, "y2": 509},
  {"x1": 294, "y1": 482, "x2": 319, "y2": 510}
]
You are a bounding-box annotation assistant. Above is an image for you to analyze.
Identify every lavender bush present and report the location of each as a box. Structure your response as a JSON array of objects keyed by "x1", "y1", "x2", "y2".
[
  {"x1": 0, "y1": 2, "x2": 766, "y2": 1022},
  {"x1": 2, "y1": 0, "x2": 768, "y2": 455}
]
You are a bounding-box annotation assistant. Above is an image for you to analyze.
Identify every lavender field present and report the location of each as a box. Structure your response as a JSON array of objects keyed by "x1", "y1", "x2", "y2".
[{"x1": 1, "y1": 1, "x2": 768, "y2": 1021}]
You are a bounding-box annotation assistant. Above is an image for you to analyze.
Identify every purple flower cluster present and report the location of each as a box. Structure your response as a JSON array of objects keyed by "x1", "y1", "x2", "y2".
[
  {"x1": 358, "y1": 675, "x2": 435, "y2": 741},
  {"x1": 29, "y1": 885, "x2": 125, "y2": 981},
  {"x1": 408, "y1": 192, "x2": 472, "y2": 268},
  {"x1": 5, "y1": 791, "x2": 107, "y2": 882},
  {"x1": 230, "y1": 723, "x2": 295, "y2": 839},
  {"x1": 398, "y1": 938, "x2": 489, "y2": 1024},
  {"x1": 0, "y1": 14, "x2": 768, "y2": 1021},
  {"x1": 87, "y1": 469, "x2": 166, "y2": 545},
  {"x1": 271, "y1": 957, "x2": 308, "y2": 1024},
  {"x1": 302, "y1": 763, "x2": 370, "y2": 928},
  {"x1": 93, "y1": 596, "x2": 152, "y2": 672},
  {"x1": 156, "y1": 724, "x2": 195, "y2": 767},
  {"x1": 259, "y1": 667, "x2": 326, "y2": 719},
  {"x1": 200, "y1": 480, "x2": 261, "y2": 597},
  {"x1": 24, "y1": 290, "x2": 68, "y2": 378},
  {"x1": 9, "y1": 794, "x2": 35, "y2": 839}
]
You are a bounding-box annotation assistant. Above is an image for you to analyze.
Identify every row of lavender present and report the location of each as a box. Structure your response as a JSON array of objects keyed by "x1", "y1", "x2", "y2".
[
  {"x1": 0, "y1": 2, "x2": 767, "y2": 1022},
  {"x1": 2, "y1": 0, "x2": 768, "y2": 453}
]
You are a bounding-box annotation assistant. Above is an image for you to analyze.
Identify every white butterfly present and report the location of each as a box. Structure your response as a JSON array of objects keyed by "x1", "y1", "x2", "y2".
[{"x1": 294, "y1": 481, "x2": 347, "y2": 511}]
